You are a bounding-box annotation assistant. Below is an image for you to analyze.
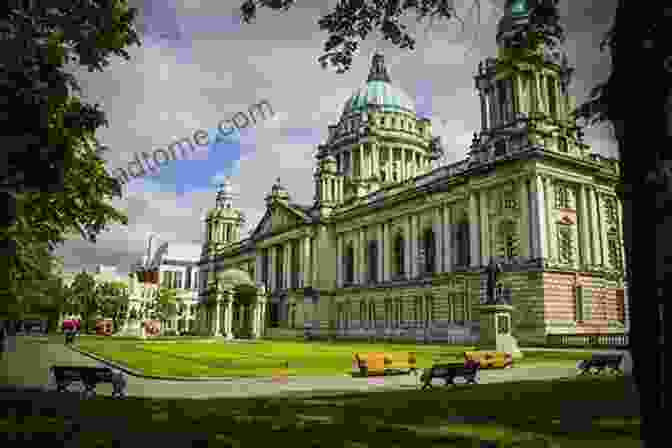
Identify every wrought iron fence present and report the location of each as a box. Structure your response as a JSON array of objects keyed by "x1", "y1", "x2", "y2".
[{"x1": 546, "y1": 333, "x2": 629, "y2": 348}]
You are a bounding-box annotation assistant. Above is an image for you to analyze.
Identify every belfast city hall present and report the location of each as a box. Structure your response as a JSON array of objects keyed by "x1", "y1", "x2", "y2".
[{"x1": 192, "y1": 2, "x2": 628, "y2": 346}]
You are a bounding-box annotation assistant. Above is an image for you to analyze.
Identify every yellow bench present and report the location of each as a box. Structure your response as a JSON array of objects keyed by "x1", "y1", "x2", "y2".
[
  {"x1": 464, "y1": 351, "x2": 513, "y2": 369},
  {"x1": 353, "y1": 352, "x2": 418, "y2": 376}
]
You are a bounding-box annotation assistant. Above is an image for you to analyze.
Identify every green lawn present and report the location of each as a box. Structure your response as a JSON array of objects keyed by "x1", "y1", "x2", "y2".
[
  {"x1": 0, "y1": 375, "x2": 641, "y2": 447},
  {"x1": 72, "y1": 336, "x2": 595, "y2": 378}
]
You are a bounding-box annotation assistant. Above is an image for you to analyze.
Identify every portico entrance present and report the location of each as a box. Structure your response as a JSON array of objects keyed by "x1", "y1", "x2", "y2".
[{"x1": 200, "y1": 269, "x2": 267, "y2": 339}]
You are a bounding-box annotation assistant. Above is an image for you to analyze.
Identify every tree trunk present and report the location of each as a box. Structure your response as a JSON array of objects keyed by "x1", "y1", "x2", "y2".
[{"x1": 613, "y1": 1, "x2": 667, "y2": 445}]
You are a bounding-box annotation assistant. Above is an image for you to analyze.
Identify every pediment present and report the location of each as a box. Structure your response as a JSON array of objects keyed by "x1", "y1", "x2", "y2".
[{"x1": 252, "y1": 203, "x2": 305, "y2": 239}]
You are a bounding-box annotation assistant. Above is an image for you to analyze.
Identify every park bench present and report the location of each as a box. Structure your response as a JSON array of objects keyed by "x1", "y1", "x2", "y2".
[
  {"x1": 352, "y1": 352, "x2": 418, "y2": 376},
  {"x1": 464, "y1": 351, "x2": 513, "y2": 369},
  {"x1": 49, "y1": 366, "x2": 127, "y2": 398},
  {"x1": 577, "y1": 353, "x2": 624, "y2": 375},
  {"x1": 420, "y1": 360, "x2": 480, "y2": 390}
]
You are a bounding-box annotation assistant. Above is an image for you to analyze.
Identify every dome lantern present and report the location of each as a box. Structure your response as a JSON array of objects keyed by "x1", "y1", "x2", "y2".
[{"x1": 340, "y1": 52, "x2": 416, "y2": 119}]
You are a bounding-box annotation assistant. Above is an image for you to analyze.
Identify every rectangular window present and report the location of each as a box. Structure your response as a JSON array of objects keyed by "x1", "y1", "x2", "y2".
[
  {"x1": 174, "y1": 271, "x2": 183, "y2": 289},
  {"x1": 575, "y1": 285, "x2": 584, "y2": 322}
]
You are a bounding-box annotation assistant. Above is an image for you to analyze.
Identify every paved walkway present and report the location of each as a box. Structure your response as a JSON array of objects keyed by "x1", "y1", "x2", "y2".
[{"x1": 1, "y1": 335, "x2": 598, "y2": 400}]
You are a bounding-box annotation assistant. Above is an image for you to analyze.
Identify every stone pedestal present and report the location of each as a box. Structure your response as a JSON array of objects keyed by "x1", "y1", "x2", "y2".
[{"x1": 476, "y1": 304, "x2": 523, "y2": 359}]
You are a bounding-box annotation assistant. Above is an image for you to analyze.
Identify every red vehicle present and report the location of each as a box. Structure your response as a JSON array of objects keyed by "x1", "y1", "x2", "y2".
[{"x1": 95, "y1": 319, "x2": 113, "y2": 336}]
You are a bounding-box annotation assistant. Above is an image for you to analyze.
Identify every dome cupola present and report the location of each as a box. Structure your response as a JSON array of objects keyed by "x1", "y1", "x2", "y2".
[{"x1": 340, "y1": 52, "x2": 415, "y2": 119}]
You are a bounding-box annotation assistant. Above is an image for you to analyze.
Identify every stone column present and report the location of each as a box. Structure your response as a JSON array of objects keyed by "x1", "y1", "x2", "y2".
[
  {"x1": 528, "y1": 179, "x2": 538, "y2": 259},
  {"x1": 469, "y1": 191, "x2": 480, "y2": 267},
  {"x1": 533, "y1": 175, "x2": 547, "y2": 261},
  {"x1": 224, "y1": 291, "x2": 234, "y2": 339},
  {"x1": 536, "y1": 74, "x2": 546, "y2": 116},
  {"x1": 259, "y1": 301, "x2": 267, "y2": 338},
  {"x1": 578, "y1": 184, "x2": 592, "y2": 267},
  {"x1": 255, "y1": 253, "x2": 263, "y2": 285},
  {"x1": 303, "y1": 236, "x2": 311, "y2": 287},
  {"x1": 336, "y1": 233, "x2": 343, "y2": 287},
  {"x1": 372, "y1": 143, "x2": 379, "y2": 179},
  {"x1": 615, "y1": 196, "x2": 626, "y2": 274},
  {"x1": 214, "y1": 295, "x2": 222, "y2": 336},
  {"x1": 479, "y1": 189, "x2": 490, "y2": 266},
  {"x1": 311, "y1": 236, "x2": 318, "y2": 286},
  {"x1": 382, "y1": 222, "x2": 390, "y2": 282},
  {"x1": 545, "y1": 177, "x2": 557, "y2": 264},
  {"x1": 251, "y1": 301, "x2": 259, "y2": 338},
  {"x1": 410, "y1": 215, "x2": 419, "y2": 278},
  {"x1": 359, "y1": 228, "x2": 366, "y2": 284},
  {"x1": 598, "y1": 193, "x2": 611, "y2": 268},
  {"x1": 443, "y1": 204, "x2": 452, "y2": 272},
  {"x1": 284, "y1": 241, "x2": 291, "y2": 289},
  {"x1": 433, "y1": 207, "x2": 442, "y2": 273},
  {"x1": 588, "y1": 187, "x2": 602, "y2": 265},
  {"x1": 404, "y1": 216, "x2": 412, "y2": 277},
  {"x1": 270, "y1": 245, "x2": 277, "y2": 292},
  {"x1": 377, "y1": 223, "x2": 384, "y2": 283},
  {"x1": 518, "y1": 177, "x2": 530, "y2": 259}
]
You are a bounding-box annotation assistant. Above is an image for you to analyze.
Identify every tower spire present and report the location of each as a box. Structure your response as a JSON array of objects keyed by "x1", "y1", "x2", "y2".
[{"x1": 367, "y1": 52, "x2": 391, "y2": 83}]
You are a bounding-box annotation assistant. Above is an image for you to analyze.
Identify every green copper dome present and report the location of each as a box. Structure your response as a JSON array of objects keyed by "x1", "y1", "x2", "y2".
[
  {"x1": 341, "y1": 53, "x2": 415, "y2": 117},
  {"x1": 509, "y1": 0, "x2": 530, "y2": 16}
]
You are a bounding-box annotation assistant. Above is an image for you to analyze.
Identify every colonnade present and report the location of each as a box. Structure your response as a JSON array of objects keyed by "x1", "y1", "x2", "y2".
[
  {"x1": 255, "y1": 235, "x2": 313, "y2": 293},
  {"x1": 334, "y1": 173, "x2": 620, "y2": 287},
  {"x1": 336, "y1": 143, "x2": 432, "y2": 183},
  {"x1": 204, "y1": 290, "x2": 267, "y2": 339},
  {"x1": 477, "y1": 69, "x2": 565, "y2": 131}
]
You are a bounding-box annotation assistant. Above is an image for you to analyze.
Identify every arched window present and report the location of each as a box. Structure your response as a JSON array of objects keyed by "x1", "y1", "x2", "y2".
[
  {"x1": 423, "y1": 228, "x2": 436, "y2": 275},
  {"x1": 368, "y1": 241, "x2": 378, "y2": 283},
  {"x1": 345, "y1": 244, "x2": 354, "y2": 284},
  {"x1": 393, "y1": 233, "x2": 405, "y2": 277}
]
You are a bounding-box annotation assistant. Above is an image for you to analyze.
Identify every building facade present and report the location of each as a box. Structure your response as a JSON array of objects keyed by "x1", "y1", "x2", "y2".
[
  {"x1": 129, "y1": 240, "x2": 202, "y2": 334},
  {"x1": 195, "y1": 2, "x2": 628, "y2": 345}
]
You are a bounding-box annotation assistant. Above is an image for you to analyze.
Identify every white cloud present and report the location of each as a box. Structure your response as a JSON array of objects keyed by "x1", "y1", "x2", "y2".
[{"x1": 55, "y1": 0, "x2": 619, "y2": 273}]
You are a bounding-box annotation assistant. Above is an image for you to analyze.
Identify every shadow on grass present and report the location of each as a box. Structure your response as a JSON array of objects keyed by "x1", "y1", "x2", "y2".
[{"x1": 0, "y1": 376, "x2": 641, "y2": 447}]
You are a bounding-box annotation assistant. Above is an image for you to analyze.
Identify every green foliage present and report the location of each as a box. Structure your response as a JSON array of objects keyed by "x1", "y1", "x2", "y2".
[
  {"x1": 1, "y1": 0, "x2": 141, "y2": 192},
  {"x1": 150, "y1": 288, "x2": 180, "y2": 321},
  {"x1": 96, "y1": 280, "x2": 130, "y2": 333},
  {"x1": 0, "y1": 1, "x2": 138, "y2": 318},
  {"x1": 68, "y1": 271, "x2": 99, "y2": 333},
  {"x1": 238, "y1": 0, "x2": 563, "y2": 74}
]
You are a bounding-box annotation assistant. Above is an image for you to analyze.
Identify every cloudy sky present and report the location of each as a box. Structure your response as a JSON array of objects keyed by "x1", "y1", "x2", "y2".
[{"x1": 54, "y1": 0, "x2": 619, "y2": 276}]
